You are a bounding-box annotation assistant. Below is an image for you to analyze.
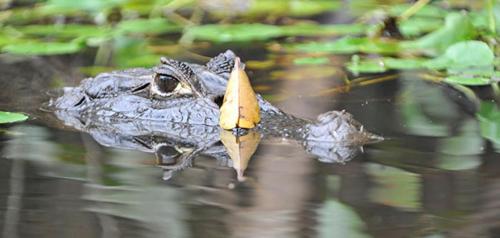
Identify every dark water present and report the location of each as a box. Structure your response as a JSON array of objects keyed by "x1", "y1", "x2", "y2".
[{"x1": 0, "y1": 48, "x2": 499, "y2": 238}]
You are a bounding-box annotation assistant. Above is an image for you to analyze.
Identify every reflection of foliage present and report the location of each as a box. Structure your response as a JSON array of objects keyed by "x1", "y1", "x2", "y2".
[
  {"x1": 400, "y1": 80, "x2": 465, "y2": 137},
  {"x1": 477, "y1": 101, "x2": 500, "y2": 145},
  {"x1": 366, "y1": 163, "x2": 421, "y2": 211},
  {"x1": 316, "y1": 199, "x2": 370, "y2": 238},
  {"x1": 396, "y1": 79, "x2": 486, "y2": 170}
]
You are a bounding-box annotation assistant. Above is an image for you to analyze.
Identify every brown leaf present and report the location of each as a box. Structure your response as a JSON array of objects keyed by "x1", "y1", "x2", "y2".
[{"x1": 219, "y1": 57, "x2": 261, "y2": 129}]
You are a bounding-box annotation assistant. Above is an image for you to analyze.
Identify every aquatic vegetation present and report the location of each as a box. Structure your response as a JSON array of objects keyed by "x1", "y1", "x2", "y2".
[
  {"x1": 0, "y1": 111, "x2": 28, "y2": 124},
  {"x1": 0, "y1": 0, "x2": 499, "y2": 143}
]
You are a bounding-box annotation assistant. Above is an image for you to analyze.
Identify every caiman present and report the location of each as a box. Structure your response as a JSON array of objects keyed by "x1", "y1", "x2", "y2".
[{"x1": 48, "y1": 50, "x2": 382, "y2": 179}]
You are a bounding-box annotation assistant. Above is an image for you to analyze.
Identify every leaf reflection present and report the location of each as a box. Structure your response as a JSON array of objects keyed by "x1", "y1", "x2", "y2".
[{"x1": 220, "y1": 129, "x2": 261, "y2": 181}]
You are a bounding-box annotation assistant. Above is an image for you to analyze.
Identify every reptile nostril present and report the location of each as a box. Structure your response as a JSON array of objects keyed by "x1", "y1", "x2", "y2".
[{"x1": 213, "y1": 95, "x2": 224, "y2": 108}]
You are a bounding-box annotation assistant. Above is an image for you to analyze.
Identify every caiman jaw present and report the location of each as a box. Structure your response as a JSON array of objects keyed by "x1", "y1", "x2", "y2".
[{"x1": 305, "y1": 110, "x2": 383, "y2": 145}]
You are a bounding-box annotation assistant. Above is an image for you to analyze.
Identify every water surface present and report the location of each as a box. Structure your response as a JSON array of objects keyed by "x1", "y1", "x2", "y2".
[{"x1": 0, "y1": 46, "x2": 499, "y2": 238}]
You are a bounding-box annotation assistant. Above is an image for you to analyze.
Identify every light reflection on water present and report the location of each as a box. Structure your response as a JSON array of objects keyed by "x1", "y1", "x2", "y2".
[{"x1": 0, "y1": 52, "x2": 499, "y2": 238}]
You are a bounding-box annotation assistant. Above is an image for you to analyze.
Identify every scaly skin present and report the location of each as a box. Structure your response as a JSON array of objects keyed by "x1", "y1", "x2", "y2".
[{"x1": 48, "y1": 50, "x2": 382, "y2": 175}]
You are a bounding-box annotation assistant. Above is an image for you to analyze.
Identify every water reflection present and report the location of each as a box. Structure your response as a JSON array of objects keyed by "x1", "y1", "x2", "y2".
[
  {"x1": 1, "y1": 55, "x2": 500, "y2": 237},
  {"x1": 49, "y1": 107, "x2": 364, "y2": 181}
]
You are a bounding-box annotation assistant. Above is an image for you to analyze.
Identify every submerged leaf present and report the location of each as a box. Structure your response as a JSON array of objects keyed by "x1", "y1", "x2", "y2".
[
  {"x1": 219, "y1": 57, "x2": 261, "y2": 129},
  {"x1": 0, "y1": 111, "x2": 28, "y2": 124}
]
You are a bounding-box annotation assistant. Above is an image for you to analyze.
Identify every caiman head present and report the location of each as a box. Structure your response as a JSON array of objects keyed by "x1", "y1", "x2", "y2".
[
  {"x1": 49, "y1": 50, "x2": 381, "y2": 147},
  {"x1": 49, "y1": 50, "x2": 237, "y2": 126}
]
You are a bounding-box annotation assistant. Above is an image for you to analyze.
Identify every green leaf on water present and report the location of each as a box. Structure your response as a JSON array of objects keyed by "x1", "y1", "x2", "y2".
[
  {"x1": 293, "y1": 56, "x2": 329, "y2": 65},
  {"x1": 425, "y1": 41, "x2": 494, "y2": 70},
  {"x1": 347, "y1": 57, "x2": 427, "y2": 74},
  {"x1": 403, "y1": 13, "x2": 477, "y2": 55},
  {"x1": 3, "y1": 39, "x2": 85, "y2": 55},
  {"x1": 281, "y1": 24, "x2": 367, "y2": 36},
  {"x1": 0, "y1": 111, "x2": 28, "y2": 124},
  {"x1": 184, "y1": 24, "x2": 283, "y2": 42},
  {"x1": 43, "y1": 0, "x2": 127, "y2": 12},
  {"x1": 347, "y1": 58, "x2": 386, "y2": 74},
  {"x1": 16, "y1": 24, "x2": 110, "y2": 38},
  {"x1": 115, "y1": 18, "x2": 181, "y2": 35},
  {"x1": 444, "y1": 75, "x2": 492, "y2": 86},
  {"x1": 184, "y1": 23, "x2": 367, "y2": 42},
  {"x1": 246, "y1": 0, "x2": 341, "y2": 17},
  {"x1": 398, "y1": 17, "x2": 443, "y2": 37},
  {"x1": 289, "y1": 37, "x2": 400, "y2": 54},
  {"x1": 347, "y1": 41, "x2": 495, "y2": 77},
  {"x1": 388, "y1": 3, "x2": 448, "y2": 18}
]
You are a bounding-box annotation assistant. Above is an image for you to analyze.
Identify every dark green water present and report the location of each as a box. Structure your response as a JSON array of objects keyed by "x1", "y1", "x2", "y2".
[{"x1": 0, "y1": 46, "x2": 499, "y2": 238}]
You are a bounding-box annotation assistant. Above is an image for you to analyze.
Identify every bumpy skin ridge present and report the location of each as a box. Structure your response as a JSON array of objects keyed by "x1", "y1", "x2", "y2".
[{"x1": 50, "y1": 50, "x2": 381, "y2": 167}]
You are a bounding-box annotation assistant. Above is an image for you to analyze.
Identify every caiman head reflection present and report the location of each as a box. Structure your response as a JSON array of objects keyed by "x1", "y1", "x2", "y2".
[{"x1": 48, "y1": 50, "x2": 382, "y2": 180}]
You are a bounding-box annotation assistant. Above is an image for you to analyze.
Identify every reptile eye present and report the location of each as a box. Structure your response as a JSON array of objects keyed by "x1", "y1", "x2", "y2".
[
  {"x1": 154, "y1": 74, "x2": 179, "y2": 93},
  {"x1": 155, "y1": 145, "x2": 182, "y2": 166}
]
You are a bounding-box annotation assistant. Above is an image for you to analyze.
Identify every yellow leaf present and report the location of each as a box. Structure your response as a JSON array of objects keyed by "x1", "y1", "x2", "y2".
[
  {"x1": 220, "y1": 129, "x2": 261, "y2": 181},
  {"x1": 219, "y1": 57, "x2": 261, "y2": 129}
]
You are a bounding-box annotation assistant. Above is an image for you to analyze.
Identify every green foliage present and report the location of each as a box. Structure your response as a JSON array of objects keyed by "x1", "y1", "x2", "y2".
[
  {"x1": 348, "y1": 56, "x2": 426, "y2": 74},
  {"x1": 3, "y1": 39, "x2": 85, "y2": 55},
  {"x1": 115, "y1": 18, "x2": 180, "y2": 35},
  {"x1": 293, "y1": 56, "x2": 329, "y2": 65},
  {"x1": 184, "y1": 23, "x2": 366, "y2": 42},
  {"x1": 388, "y1": 3, "x2": 447, "y2": 18},
  {"x1": 247, "y1": 0, "x2": 341, "y2": 17},
  {"x1": 289, "y1": 37, "x2": 400, "y2": 54},
  {"x1": 426, "y1": 41, "x2": 494, "y2": 70},
  {"x1": 443, "y1": 76, "x2": 492, "y2": 86},
  {"x1": 398, "y1": 17, "x2": 442, "y2": 37},
  {"x1": 184, "y1": 24, "x2": 283, "y2": 42},
  {"x1": 16, "y1": 24, "x2": 110, "y2": 38},
  {"x1": 402, "y1": 13, "x2": 477, "y2": 54},
  {"x1": 0, "y1": 111, "x2": 28, "y2": 124},
  {"x1": 347, "y1": 41, "x2": 497, "y2": 86},
  {"x1": 0, "y1": 0, "x2": 498, "y2": 92},
  {"x1": 43, "y1": 0, "x2": 128, "y2": 12}
]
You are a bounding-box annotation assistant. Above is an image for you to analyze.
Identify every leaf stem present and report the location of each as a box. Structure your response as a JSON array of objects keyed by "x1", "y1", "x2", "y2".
[{"x1": 400, "y1": 0, "x2": 431, "y2": 21}]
